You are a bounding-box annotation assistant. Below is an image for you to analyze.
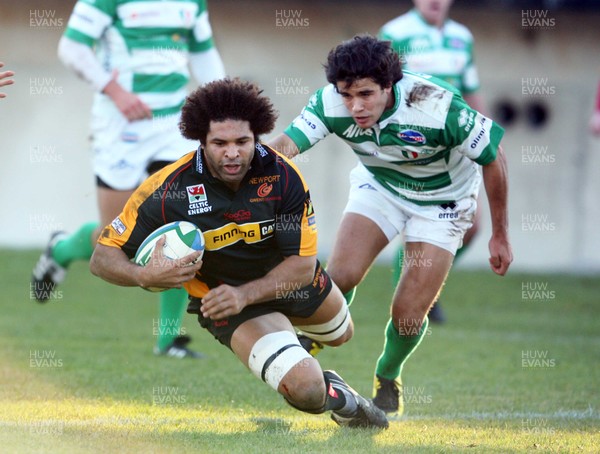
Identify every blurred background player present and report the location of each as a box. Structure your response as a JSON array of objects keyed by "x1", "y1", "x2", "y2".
[
  {"x1": 0, "y1": 62, "x2": 14, "y2": 98},
  {"x1": 90, "y1": 78, "x2": 388, "y2": 429},
  {"x1": 31, "y1": 0, "x2": 225, "y2": 358},
  {"x1": 379, "y1": 0, "x2": 486, "y2": 323},
  {"x1": 269, "y1": 35, "x2": 512, "y2": 417}
]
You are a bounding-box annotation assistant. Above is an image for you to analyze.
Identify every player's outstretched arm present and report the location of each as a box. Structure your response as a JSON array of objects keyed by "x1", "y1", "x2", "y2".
[
  {"x1": 482, "y1": 145, "x2": 513, "y2": 276},
  {"x1": 268, "y1": 133, "x2": 300, "y2": 159}
]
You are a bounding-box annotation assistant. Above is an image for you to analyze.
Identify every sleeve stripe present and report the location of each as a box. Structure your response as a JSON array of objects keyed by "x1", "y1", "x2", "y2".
[
  {"x1": 283, "y1": 127, "x2": 312, "y2": 153},
  {"x1": 63, "y1": 28, "x2": 95, "y2": 47},
  {"x1": 475, "y1": 122, "x2": 504, "y2": 165}
]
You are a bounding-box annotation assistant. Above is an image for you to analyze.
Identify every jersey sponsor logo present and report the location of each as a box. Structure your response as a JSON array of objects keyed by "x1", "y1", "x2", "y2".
[
  {"x1": 257, "y1": 183, "x2": 273, "y2": 197},
  {"x1": 129, "y1": 10, "x2": 161, "y2": 20},
  {"x1": 250, "y1": 196, "x2": 281, "y2": 203},
  {"x1": 188, "y1": 202, "x2": 212, "y2": 215},
  {"x1": 470, "y1": 118, "x2": 488, "y2": 149},
  {"x1": 342, "y1": 123, "x2": 373, "y2": 139},
  {"x1": 223, "y1": 210, "x2": 252, "y2": 222},
  {"x1": 438, "y1": 202, "x2": 459, "y2": 219},
  {"x1": 203, "y1": 220, "x2": 275, "y2": 250},
  {"x1": 187, "y1": 184, "x2": 212, "y2": 215},
  {"x1": 256, "y1": 143, "x2": 269, "y2": 157},
  {"x1": 111, "y1": 217, "x2": 127, "y2": 235},
  {"x1": 299, "y1": 112, "x2": 317, "y2": 130},
  {"x1": 187, "y1": 184, "x2": 207, "y2": 203},
  {"x1": 249, "y1": 175, "x2": 281, "y2": 184},
  {"x1": 249, "y1": 183, "x2": 282, "y2": 203},
  {"x1": 398, "y1": 129, "x2": 426, "y2": 145},
  {"x1": 359, "y1": 183, "x2": 376, "y2": 190},
  {"x1": 195, "y1": 148, "x2": 204, "y2": 174}
]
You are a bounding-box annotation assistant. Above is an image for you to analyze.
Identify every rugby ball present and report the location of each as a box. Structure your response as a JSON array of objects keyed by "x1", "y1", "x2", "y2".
[{"x1": 134, "y1": 221, "x2": 205, "y2": 292}]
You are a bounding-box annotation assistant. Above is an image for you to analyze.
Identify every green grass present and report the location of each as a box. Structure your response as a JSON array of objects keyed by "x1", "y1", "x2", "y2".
[{"x1": 1, "y1": 249, "x2": 599, "y2": 453}]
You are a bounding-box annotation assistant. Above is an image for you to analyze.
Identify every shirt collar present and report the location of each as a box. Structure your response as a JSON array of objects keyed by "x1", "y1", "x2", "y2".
[{"x1": 378, "y1": 83, "x2": 401, "y2": 127}]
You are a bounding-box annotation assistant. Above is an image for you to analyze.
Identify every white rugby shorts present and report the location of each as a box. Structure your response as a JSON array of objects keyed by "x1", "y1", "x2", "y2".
[
  {"x1": 343, "y1": 164, "x2": 478, "y2": 254},
  {"x1": 91, "y1": 101, "x2": 196, "y2": 190}
]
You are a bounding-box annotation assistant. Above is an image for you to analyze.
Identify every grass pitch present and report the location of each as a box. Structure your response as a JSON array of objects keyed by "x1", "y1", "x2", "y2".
[{"x1": 1, "y1": 249, "x2": 599, "y2": 453}]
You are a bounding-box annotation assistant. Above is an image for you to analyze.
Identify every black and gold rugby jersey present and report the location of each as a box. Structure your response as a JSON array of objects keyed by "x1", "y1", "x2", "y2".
[{"x1": 98, "y1": 143, "x2": 318, "y2": 298}]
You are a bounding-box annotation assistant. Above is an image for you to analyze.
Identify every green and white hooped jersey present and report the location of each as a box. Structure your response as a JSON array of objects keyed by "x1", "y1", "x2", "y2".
[
  {"x1": 63, "y1": 0, "x2": 216, "y2": 117},
  {"x1": 284, "y1": 72, "x2": 504, "y2": 206},
  {"x1": 379, "y1": 9, "x2": 479, "y2": 94}
]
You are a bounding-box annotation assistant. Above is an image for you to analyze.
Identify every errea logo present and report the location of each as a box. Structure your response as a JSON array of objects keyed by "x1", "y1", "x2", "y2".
[
  {"x1": 438, "y1": 202, "x2": 459, "y2": 219},
  {"x1": 458, "y1": 108, "x2": 475, "y2": 131}
]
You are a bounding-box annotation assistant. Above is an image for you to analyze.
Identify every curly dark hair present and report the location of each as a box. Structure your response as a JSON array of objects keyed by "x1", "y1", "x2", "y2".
[
  {"x1": 179, "y1": 78, "x2": 278, "y2": 144},
  {"x1": 325, "y1": 34, "x2": 403, "y2": 90}
]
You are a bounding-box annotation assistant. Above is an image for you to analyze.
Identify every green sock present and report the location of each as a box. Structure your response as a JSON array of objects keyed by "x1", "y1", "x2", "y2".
[
  {"x1": 375, "y1": 316, "x2": 429, "y2": 380},
  {"x1": 52, "y1": 222, "x2": 99, "y2": 267},
  {"x1": 343, "y1": 287, "x2": 356, "y2": 306},
  {"x1": 156, "y1": 287, "x2": 189, "y2": 351}
]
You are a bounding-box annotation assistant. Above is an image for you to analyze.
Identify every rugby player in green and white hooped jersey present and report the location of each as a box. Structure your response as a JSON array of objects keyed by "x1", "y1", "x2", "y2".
[
  {"x1": 31, "y1": 0, "x2": 225, "y2": 359},
  {"x1": 379, "y1": 0, "x2": 484, "y2": 111},
  {"x1": 269, "y1": 35, "x2": 512, "y2": 418},
  {"x1": 379, "y1": 0, "x2": 487, "y2": 324}
]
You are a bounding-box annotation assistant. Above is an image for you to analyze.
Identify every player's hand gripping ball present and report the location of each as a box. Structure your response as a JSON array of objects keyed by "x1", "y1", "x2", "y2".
[{"x1": 134, "y1": 221, "x2": 204, "y2": 292}]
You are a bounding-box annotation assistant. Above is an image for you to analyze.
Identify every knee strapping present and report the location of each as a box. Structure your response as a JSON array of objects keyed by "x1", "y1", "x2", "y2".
[
  {"x1": 295, "y1": 303, "x2": 350, "y2": 343},
  {"x1": 248, "y1": 331, "x2": 312, "y2": 391}
]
